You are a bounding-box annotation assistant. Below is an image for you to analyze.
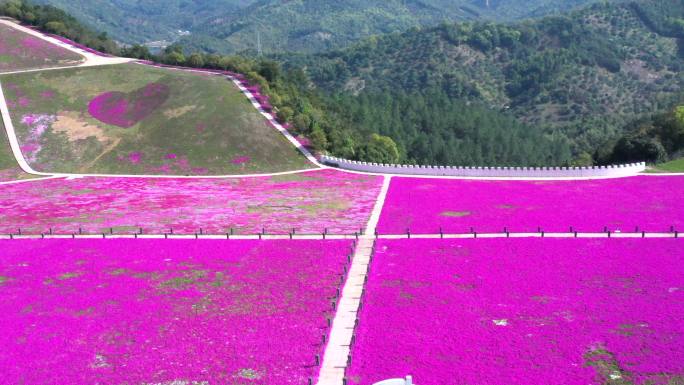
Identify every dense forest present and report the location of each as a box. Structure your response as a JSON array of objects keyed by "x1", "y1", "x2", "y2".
[
  {"x1": 25, "y1": 0, "x2": 255, "y2": 44},
  {"x1": 181, "y1": 0, "x2": 603, "y2": 54},
  {"x1": 25, "y1": 0, "x2": 602, "y2": 52},
  {"x1": 2, "y1": 0, "x2": 683, "y2": 167},
  {"x1": 290, "y1": 0, "x2": 684, "y2": 165}
]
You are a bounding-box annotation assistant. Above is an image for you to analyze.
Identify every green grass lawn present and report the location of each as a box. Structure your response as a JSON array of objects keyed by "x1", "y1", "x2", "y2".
[
  {"x1": 0, "y1": 24, "x2": 83, "y2": 72},
  {"x1": 0, "y1": 63, "x2": 312, "y2": 175},
  {"x1": 0, "y1": 117, "x2": 35, "y2": 181},
  {"x1": 648, "y1": 158, "x2": 684, "y2": 173}
]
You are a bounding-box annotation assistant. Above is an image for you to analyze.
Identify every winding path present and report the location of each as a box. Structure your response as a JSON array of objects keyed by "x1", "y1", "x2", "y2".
[
  {"x1": 0, "y1": 19, "x2": 132, "y2": 71},
  {"x1": 0, "y1": 20, "x2": 324, "y2": 180}
]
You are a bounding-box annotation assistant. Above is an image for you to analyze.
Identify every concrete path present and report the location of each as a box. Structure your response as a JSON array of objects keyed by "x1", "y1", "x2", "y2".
[
  {"x1": 0, "y1": 175, "x2": 62, "y2": 186},
  {"x1": 317, "y1": 176, "x2": 391, "y2": 385},
  {"x1": 0, "y1": 19, "x2": 132, "y2": 73}
]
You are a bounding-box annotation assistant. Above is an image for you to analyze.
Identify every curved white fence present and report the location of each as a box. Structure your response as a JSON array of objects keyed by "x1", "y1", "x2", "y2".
[{"x1": 320, "y1": 156, "x2": 646, "y2": 178}]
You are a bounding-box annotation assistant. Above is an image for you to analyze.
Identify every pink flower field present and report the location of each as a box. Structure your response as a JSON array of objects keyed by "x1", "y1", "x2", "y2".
[
  {"x1": 377, "y1": 176, "x2": 684, "y2": 234},
  {"x1": 0, "y1": 238, "x2": 352, "y2": 384},
  {"x1": 0, "y1": 169, "x2": 382, "y2": 234},
  {"x1": 347, "y1": 238, "x2": 684, "y2": 385},
  {"x1": 0, "y1": 24, "x2": 83, "y2": 72},
  {"x1": 88, "y1": 82, "x2": 171, "y2": 128}
]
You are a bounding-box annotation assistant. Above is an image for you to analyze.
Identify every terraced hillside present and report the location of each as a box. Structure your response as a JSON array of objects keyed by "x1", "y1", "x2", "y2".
[
  {"x1": 0, "y1": 63, "x2": 312, "y2": 175},
  {"x1": 0, "y1": 23, "x2": 83, "y2": 72}
]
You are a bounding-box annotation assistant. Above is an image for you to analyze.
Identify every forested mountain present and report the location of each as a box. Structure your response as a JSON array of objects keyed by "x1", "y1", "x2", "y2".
[
  {"x1": 2, "y1": 0, "x2": 682, "y2": 167},
  {"x1": 288, "y1": 0, "x2": 684, "y2": 164},
  {"x1": 181, "y1": 0, "x2": 604, "y2": 54},
  {"x1": 26, "y1": 0, "x2": 602, "y2": 52},
  {"x1": 26, "y1": 0, "x2": 257, "y2": 44}
]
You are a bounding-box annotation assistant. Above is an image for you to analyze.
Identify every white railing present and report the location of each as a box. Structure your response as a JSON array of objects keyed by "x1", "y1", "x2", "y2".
[
  {"x1": 374, "y1": 376, "x2": 414, "y2": 385},
  {"x1": 320, "y1": 156, "x2": 646, "y2": 178}
]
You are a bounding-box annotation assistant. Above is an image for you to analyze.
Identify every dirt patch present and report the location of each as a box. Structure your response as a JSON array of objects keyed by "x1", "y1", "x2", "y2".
[
  {"x1": 163, "y1": 105, "x2": 196, "y2": 119},
  {"x1": 53, "y1": 112, "x2": 110, "y2": 143}
]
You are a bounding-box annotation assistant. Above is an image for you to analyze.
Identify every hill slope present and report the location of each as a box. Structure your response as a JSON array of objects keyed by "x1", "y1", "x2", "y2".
[
  {"x1": 0, "y1": 22, "x2": 83, "y2": 72},
  {"x1": 182, "y1": 0, "x2": 604, "y2": 54},
  {"x1": 27, "y1": 0, "x2": 257, "y2": 44},
  {"x1": 0, "y1": 63, "x2": 311, "y2": 175},
  {"x1": 292, "y1": 0, "x2": 683, "y2": 164},
  {"x1": 27, "y1": 0, "x2": 603, "y2": 52}
]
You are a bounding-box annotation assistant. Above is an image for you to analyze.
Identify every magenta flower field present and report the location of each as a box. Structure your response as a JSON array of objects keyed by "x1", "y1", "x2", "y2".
[
  {"x1": 0, "y1": 238, "x2": 351, "y2": 384},
  {"x1": 88, "y1": 82, "x2": 171, "y2": 128},
  {"x1": 347, "y1": 238, "x2": 684, "y2": 385},
  {"x1": 377, "y1": 176, "x2": 684, "y2": 233},
  {"x1": 0, "y1": 169, "x2": 382, "y2": 234}
]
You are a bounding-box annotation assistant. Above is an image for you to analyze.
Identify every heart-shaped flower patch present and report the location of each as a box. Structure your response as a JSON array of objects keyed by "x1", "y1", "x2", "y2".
[{"x1": 88, "y1": 83, "x2": 170, "y2": 128}]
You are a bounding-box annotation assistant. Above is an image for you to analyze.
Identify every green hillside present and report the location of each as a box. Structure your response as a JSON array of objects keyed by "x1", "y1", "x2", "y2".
[
  {"x1": 27, "y1": 0, "x2": 257, "y2": 44},
  {"x1": 0, "y1": 117, "x2": 34, "y2": 181},
  {"x1": 182, "y1": 0, "x2": 604, "y2": 54},
  {"x1": 289, "y1": 0, "x2": 683, "y2": 165},
  {"x1": 24, "y1": 0, "x2": 603, "y2": 53},
  {"x1": 0, "y1": 63, "x2": 311, "y2": 175},
  {"x1": 0, "y1": 23, "x2": 83, "y2": 72}
]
